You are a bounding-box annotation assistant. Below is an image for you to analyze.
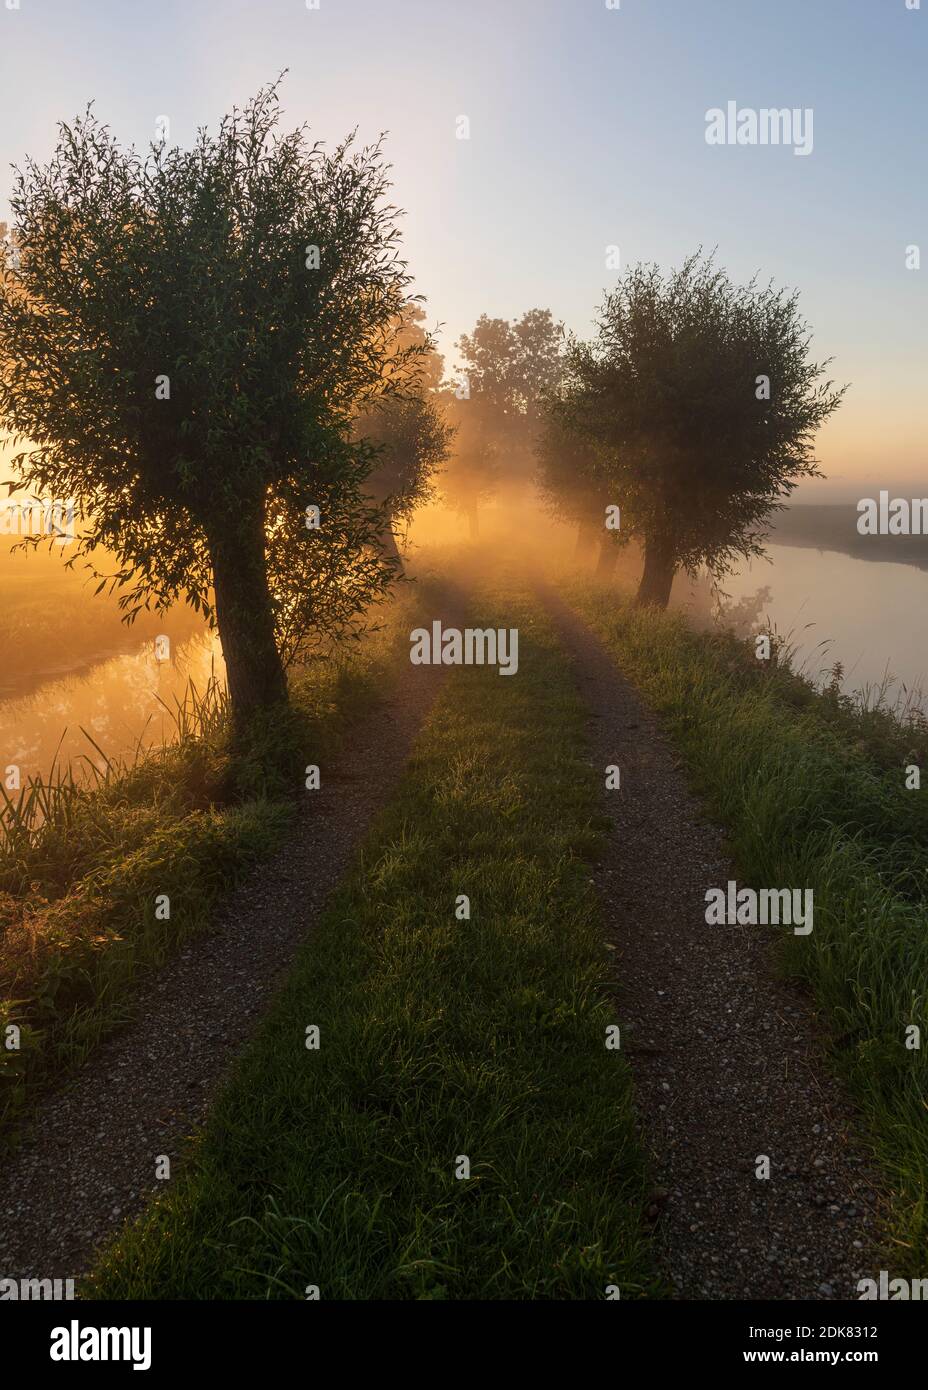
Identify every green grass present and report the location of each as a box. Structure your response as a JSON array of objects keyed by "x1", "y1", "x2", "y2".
[
  {"x1": 87, "y1": 584, "x2": 655, "y2": 1300},
  {"x1": 568, "y1": 580, "x2": 928, "y2": 1269},
  {"x1": 0, "y1": 585, "x2": 429, "y2": 1140}
]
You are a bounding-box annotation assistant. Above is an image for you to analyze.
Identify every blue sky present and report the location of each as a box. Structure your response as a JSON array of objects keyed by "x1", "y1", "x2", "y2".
[{"x1": 1, "y1": 0, "x2": 925, "y2": 495}]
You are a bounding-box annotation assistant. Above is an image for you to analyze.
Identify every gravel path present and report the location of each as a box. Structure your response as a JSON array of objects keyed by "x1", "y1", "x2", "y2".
[
  {"x1": 540, "y1": 587, "x2": 887, "y2": 1300},
  {"x1": 0, "y1": 627, "x2": 452, "y2": 1283}
]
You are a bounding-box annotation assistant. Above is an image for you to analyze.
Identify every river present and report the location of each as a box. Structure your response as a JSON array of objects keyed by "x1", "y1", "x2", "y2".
[
  {"x1": 691, "y1": 542, "x2": 928, "y2": 711},
  {"x1": 0, "y1": 630, "x2": 224, "y2": 785}
]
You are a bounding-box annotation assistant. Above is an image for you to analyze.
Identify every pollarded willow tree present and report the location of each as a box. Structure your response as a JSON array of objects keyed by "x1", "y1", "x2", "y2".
[
  {"x1": 0, "y1": 83, "x2": 418, "y2": 730},
  {"x1": 556, "y1": 253, "x2": 846, "y2": 607}
]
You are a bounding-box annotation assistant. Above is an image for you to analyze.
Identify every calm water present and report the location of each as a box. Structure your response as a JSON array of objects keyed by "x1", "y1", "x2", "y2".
[
  {"x1": 705, "y1": 543, "x2": 928, "y2": 705},
  {"x1": 0, "y1": 630, "x2": 224, "y2": 784}
]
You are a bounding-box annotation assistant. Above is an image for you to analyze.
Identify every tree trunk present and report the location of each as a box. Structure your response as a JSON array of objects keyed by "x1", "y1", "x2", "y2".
[
  {"x1": 574, "y1": 517, "x2": 600, "y2": 561},
  {"x1": 595, "y1": 533, "x2": 619, "y2": 579},
  {"x1": 378, "y1": 519, "x2": 404, "y2": 577},
  {"x1": 635, "y1": 533, "x2": 677, "y2": 609},
  {"x1": 468, "y1": 501, "x2": 480, "y2": 541},
  {"x1": 207, "y1": 498, "x2": 288, "y2": 735}
]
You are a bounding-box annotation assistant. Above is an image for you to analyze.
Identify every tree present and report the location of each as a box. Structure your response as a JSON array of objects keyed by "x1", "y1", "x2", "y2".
[
  {"x1": 557, "y1": 254, "x2": 846, "y2": 607},
  {"x1": 359, "y1": 392, "x2": 453, "y2": 571},
  {"x1": 444, "y1": 308, "x2": 563, "y2": 537},
  {"x1": 0, "y1": 84, "x2": 417, "y2": 730},
  {"x1": 440, "y1": 398, "x2": 500, "y2": 540},
  {"x1": 264, "y1": 441, "x2": 400, "y2": 670},
  {"x1": 455, "y1": 307, "x2": 564, "y2": 464},
  {"x1": 354, "y1": 303, "x2": 453, "y2": 572},
  {"x1": 536, "y1": 410, "x2": 619, "y2": 572}
]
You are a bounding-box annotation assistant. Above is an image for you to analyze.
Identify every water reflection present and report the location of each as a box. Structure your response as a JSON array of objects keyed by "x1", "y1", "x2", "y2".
[
  {"x1": 0, "y1": 630, "x2": 225, "y2": 782},
  {"x1": 704, "y1": 544, "x2": 928, "y2": 704}
]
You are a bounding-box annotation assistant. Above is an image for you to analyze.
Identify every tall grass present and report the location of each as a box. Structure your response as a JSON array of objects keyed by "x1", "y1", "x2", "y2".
[
  {"x1": 0, "y1": 675, "x2": 229, "y2": 862},
  {"x1": 0, "y1": 586, "x2": 430, "y2": 1140},
  {"x1": 0, "y1": 672, "x2": 283, "y2": 1135}
]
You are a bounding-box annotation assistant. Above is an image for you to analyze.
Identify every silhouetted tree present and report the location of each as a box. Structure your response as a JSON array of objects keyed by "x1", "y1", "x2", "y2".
[
  {"x1": 536, "y1": 411, "x2": 620, "y2": 573},
  {"x1": 354, "y1": 303, "x2": 452, "y2": 572},
  {"x1": 441, "y1": 401, "x2": 500, "y2": 539},
  {"x1": 456, "y1": 308, "x2": 564, "y2": 455},
  {"x1": 0, "y1": 85, "x2": 417, "y2": 730},
  {"x1": 557, "y1": 254, "x2": 845, "y2": 607},
  {"x1": 359, "y1": 391, "x2": 453, "y2": 571},
  {"x1": 445, "y1": 308, "x2": 563, "y2": 535}
]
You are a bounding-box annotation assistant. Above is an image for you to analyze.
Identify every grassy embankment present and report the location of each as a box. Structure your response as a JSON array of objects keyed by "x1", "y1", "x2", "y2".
[
  {"x1": 0, "y1": 584, "x2": 432, "y2": 1139},
  {"x1": 569, "y1": 579, "x2": 928, "y2": 1268},
  {"x1": 88, "y1": 583, "x2": 655, "y2": 1300}
]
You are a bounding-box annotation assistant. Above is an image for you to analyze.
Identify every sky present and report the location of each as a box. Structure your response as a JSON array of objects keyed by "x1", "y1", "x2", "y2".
[{"x1": 1, "y1": 0, "x2": 925, "y2": 499}]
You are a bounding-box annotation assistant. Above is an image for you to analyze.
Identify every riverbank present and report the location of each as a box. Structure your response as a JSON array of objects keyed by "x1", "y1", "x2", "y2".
[
  {"x1": 770, "y1": 504, "x2": 928, "y2": 573},
  {"x1": 568, "y1": 578, "x2": 928, "y2": 1269},
  {"x1": 0, "y1": 583, "x2": 434, "y2": 1139}
]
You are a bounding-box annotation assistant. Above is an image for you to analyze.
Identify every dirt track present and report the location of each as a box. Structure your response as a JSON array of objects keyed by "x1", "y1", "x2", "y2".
[
  {"x1": 0, "y1": 627, "x2": 453, "y2": 1282},
  {"x1": 540, "y1": 585, "x2": 886, "y2": 1300},
  {"x1": 0, "y1": 576, "x2": 889, "y2": 1298}
]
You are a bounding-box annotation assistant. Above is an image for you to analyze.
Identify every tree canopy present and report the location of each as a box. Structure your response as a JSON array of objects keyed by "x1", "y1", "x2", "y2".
[
  {"x1": 443, "y1": 307, "x2": 564, "y2": 534},
  {"x1": 552, "y1": 253, "x2": 845, "y2": 606},
  {"x1": 0, "y1": 83, "x2": 417, "y2": 727},
  {"x1": 355, "y1": 303, "x2": 453, "y2": 569}
]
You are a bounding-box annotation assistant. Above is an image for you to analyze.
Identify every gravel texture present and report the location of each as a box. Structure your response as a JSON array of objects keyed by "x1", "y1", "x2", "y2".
[
  {"x1": 0, "y1": 639, "x2": 451, "y2": 1283},
  {"x1": 541, "y1": 587, "x2": 887, "y2": 1300}
]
